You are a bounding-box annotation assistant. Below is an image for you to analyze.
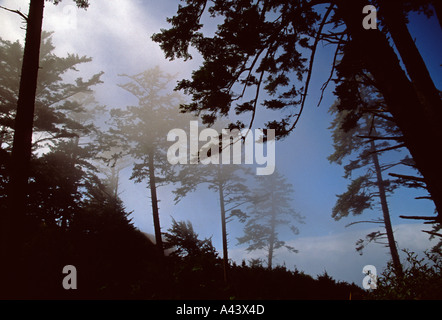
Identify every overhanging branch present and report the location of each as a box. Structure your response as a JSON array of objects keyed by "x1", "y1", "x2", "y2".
[
  {"x1": 399, "y1": 215, "x2": 437, "y2": 221},
  {"x1": 288, "y1": 4, "x2": 335, "y2": 133},
  {"x1": 345, "y1": 220, "x2": 384, "y2": 227},
  {"x1": 367, "y1": 143, "x2": 406, "y2": 155},
  {"x1": 317, "y1": 32, "x2": 345, "y2": 107},
  {"x1": 0, "y1": 5, "x2": 28, "y2": 21},
  {"x1": 422, "y1": 230, "x2": 442, "y2": 238},
  {"x1": 357, "y1": 135, "x2": 404, "y2": 141},
  {"x1": 389, "y1": 173, "x2": 425, "y2": 182}
]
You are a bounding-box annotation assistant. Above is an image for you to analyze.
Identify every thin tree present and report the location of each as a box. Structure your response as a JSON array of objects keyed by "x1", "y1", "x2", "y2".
[
  {"x1": 3, "y1": 0, "x2": 90, "y2": 220},
  {"x1": 329, "y1": 97, "x2": 405, "y2": 276},
  {"x1": 108, "y1": 67, "x2": 191, "y2": 253},
  {"x1": 94, "y1": 147, "x2": 132, "y2": 201},
  {"x1": 0, "y1": 1, "x2": 93, "y2": 295},
  {"x1": 237, "y1": 170, "x2": 304, "y2": 269},
  {"x1": 174, "y1": 162, "x2": 251, "y2": 282},
  {"x1": 335, "y1": 0, "x2": 442, "y2": 223}
]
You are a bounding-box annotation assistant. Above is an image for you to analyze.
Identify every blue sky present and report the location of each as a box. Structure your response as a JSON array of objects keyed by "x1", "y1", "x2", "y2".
[{"x1": 1, "y1": 0, "x2": 440, "y2": 286}]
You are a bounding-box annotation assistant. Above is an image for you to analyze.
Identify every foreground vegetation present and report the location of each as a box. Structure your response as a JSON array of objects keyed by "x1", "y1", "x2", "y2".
[
  {"x1": 3, "y1": 209, "x2": 365, "y2": 300},
  {"x1": 6, "y1": 203, "x2": 441, "y2": 300}
]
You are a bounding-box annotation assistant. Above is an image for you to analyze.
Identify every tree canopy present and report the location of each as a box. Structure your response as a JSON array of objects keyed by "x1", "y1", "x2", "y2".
[
  {"x1": 0, "y1": 0, "x2": 441, "y2": 300},
  {"x1": 153, "y1": 0, "x2": 442, "y2": 225}
]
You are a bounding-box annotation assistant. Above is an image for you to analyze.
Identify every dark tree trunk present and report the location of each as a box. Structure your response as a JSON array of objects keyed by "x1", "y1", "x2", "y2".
[
  {"x1": 112, "y1": 165, "x2": 120, "y2": 199},
  {"x1": 148, "y1": 151, "x2": 164, "y2": 253},
  {"x1": 431, "y1": 1, "x2": 442, "y2": 30},
  {"x1": 1, "y1": 0, "x2": 45, "y2": 299},
  {"x1": 379, "y1": 1, "x2": 442, "y2": 122},
  {"x1": 7, "y1": 0, "x2": 44, "y2": 217},
  {"x1": 218, "y1": 180, "x2": 229, "y2": 282},
  {"x1": 369, "y1": 139, "x2": 403, "y2": 277},
  {"x1": 267, "y1": 191, "x2": 276, "y2": 270},
  {"x1": 337, "y1": 0, "x2": 442, "y2": 223}
]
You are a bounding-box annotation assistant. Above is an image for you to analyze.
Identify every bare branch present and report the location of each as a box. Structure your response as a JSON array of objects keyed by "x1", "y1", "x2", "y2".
[
  {"x1": 357, "y1": 135, "x2": 404, "y2": 141},
  {"x1": 422, "y1": 230, "x2": 442, "y2": 238},
  {"x1": 0, "y1": 5, "x2": 28, "y2": 21},
  {"x1": 317, "y1": 32, "x2": 345, "y2": 107},
  {"x1": 361, "y1": 109, "x2": 395, "y2": 122},
  {"x1": 229, "y1": 46, "x2": 266, "y2": 97},
  {"x1": 399, "y1": 215, "x2": 437, "y2": 221},
  {"x1": 345, "y1": 220, "x2": 384, "y2": 227},
  {"x1": 288, "y1": 4, "x2": 335, "y2": 133},
  {"x1": 307, "y1": 0, "x2": 336, "y2": 7},
  {"x1": 367, "y1": 143, "x2": 406, "y2": 155},
  {"x1": 247, "y1": 69, "x2": 265, "y2": 132},
  {"x1": 225, "y1": 200, "x2": 250, "y2": 213},
  {"x1": 380, "y1": 162, "x2": 402, "y2": 171},
  {"x1": 389, "y1": 172, "x2": 425, "y2": 182},
  {"x1": 415, "y1": 196, "x2": 432, "y2": 200}
]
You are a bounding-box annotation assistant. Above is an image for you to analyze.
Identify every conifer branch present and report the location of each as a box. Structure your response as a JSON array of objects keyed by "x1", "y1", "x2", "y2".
[
  {"x1": 0, "y1": 5, "x2": 28, "y2": 21},
  {"x1": 317, "y1": 32, "x2": 345, "y2": 107},
  {"x1": 288, "y1": 4, "x2": 334, "y2": 133},
  {"x1": 388, "y1": 173, "x2": 425, "y2": 182}
]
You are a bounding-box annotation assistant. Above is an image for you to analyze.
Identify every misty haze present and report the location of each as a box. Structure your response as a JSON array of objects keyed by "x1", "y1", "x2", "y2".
[{"x1": 0, "y1": 0, "x2": 441, "y2": 303}]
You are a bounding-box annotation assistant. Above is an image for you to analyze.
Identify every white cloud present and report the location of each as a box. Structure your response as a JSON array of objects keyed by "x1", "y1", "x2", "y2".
[{"x1": 1, "y1": 0, "x2": 199, "y2": 107}]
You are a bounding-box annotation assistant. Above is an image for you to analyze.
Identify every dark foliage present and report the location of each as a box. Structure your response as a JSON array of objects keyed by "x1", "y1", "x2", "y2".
[
  {"x1": 1, "y1": 190, "x2": 365, "y2": 299},
  {"x1": 0, "y1": 144, "x2": 167, "y2": 299},
  {"x1": 228, "y1": 263, "x2": 364, "y2": 300},
  {"x1": 152, "y1": 0, "x2": 442, "y2": 226},
  {"x1": 152, "y1": 0, "x2": 319, "y2": 134},
  {"x1": 2, "y1": 0, "x2": 440, "y2": 300},
  {"x1": 160, "y1": 219, "x2": 364, "y2": 300},
  {"x1": 367, "y1": 250, "x2": 442, "y2": 300}
]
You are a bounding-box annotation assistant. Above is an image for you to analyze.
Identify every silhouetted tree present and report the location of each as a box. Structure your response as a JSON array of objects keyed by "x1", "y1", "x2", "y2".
[
  {"x1": 0, "y1": 132, "x2": 165, "y2": 299},
  {"x1": 94, "y1": 147, "x2": 132, "y2": 201},
  {"x1": 162, "y1": 218, "x2": 224, "y2": 299},
  {"x1": 152, "y1": 0, "x2": 442, "y2": 224},
  {"x1": 237, "y1": 170, "x2": 304, "y2": 269},
  {"x1": 334, "y1": 0, "x2": 442, "y2": 223},
  {"x1": 108, "y1": 67, "x2": 192, "y2": 253},
  {"x1": 0, "y1": 0, "x2": 101, "y2": 292},
  {"x1": 0, "y1": 32, "x2": 103, "y2": 153},
  {"x1": 5, "y1": 0, "x2": 44, "y2": 231},
  {"x1": 174, "y1": 163, "x2": 250, "y2": 282},
  {"x1": 164, "y1": 218, "x2": 218, "y2": 259},
  {"x1": 329, "y1": 97, "x2": 404, "y2": 276},
  {"x1": 368, "y1": 249, "x2": 442, "y2": 299},
  {"x1": 3, "y1": 0, "x2": 90, "y2": 227},
  {"x1": 0, "y1": 31, "x2": 103, "y2": 221}
]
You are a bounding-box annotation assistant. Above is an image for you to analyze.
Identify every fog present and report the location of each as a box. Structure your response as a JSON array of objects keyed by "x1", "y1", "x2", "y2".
[{"x1": 0, "y1": 0, "x2": 441, "y2": 300}]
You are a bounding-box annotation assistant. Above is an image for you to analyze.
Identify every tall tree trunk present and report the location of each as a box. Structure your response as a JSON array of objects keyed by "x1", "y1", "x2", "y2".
[
  {"x1": 267, "y1": 191, "x2": 276, "y2": 270},
  {"x1": 337, "y1": 0, "x2": 442, "y2": 223},
  {"x1": 1, "y1": 0, "x2": 45, "y2": 299},
  {"x1": 369, "y1": 139, "x2": 403, "y2": 277},
  {"x1": 431, "y1": 1, "x2": 442, "y2": 30},
  {"x1": 113, "y1": 167, "x2": 120, "y2": 199},
  {"x1": 60, "y1": 135, "x2": 80, "y2": 230},
  {"x1": 379, "y1": 1, "x2": 442, "y2": 121},
  {"x1": 217, "y1": 170, "x2": 229, "y2": 282},
  {"x1": 7, "y1": 0, "x2": 44, "y2": 217},
  {"x1": 148, "y1": 150, "x2": 163, "y2": 253}
]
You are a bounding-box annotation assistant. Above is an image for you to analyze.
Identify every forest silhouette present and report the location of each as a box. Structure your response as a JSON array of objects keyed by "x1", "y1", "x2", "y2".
[{"x1": 0, "y1": 0, "x2": 441, "y2": 300}]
